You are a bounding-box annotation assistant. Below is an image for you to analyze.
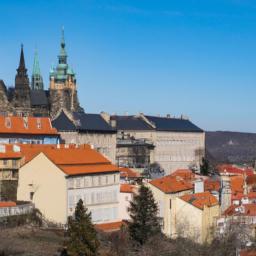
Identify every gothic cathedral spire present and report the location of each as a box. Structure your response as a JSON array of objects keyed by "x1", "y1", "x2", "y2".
[{"x1": 31, "y1": 48, "x2": 44, "y2": 90}]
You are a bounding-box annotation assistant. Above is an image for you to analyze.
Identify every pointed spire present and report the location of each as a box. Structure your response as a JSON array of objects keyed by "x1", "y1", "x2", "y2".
[
  {"x1": 17, "y1": 44, "x2": 27, "y2": 74},
  {"x1": 31, "y1": 48, "x2": 44, "y2": 90},
  {"x1": 33, "y1": 48, "x2": 41, "y2": 75},
  {"x1": 59, "y1": 26, "x2": 67, "y2": 64},
  {"x1": 61, "y1": 26, "x2": 65, "y2": 48}
]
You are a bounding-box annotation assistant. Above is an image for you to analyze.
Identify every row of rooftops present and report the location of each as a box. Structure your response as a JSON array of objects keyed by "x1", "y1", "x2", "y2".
[
  {"x1": 52, "y1": 110, "x2": 204, "y2": 133},
  {"x1": 0, "y1": 110, "x2": 203, "y2": 135}
]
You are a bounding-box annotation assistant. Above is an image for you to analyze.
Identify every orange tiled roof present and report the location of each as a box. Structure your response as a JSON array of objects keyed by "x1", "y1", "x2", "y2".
[
  {"x1": 120, "y1": 167, "x2": 140, "y2": 178},
  {"x1": 180, "y1": 191, "x2": 218, "y2": 210},
  {"x1": 19, "y1": 144, "x2": 119, "y2": 175},
  {"x1": 120, "y1": 184, "x2": 136, "y2": 193},
  {"x1": 230, "y1": 176, "x2": 244, "y2": 194},
  {"x1": 172, "y1": 169, "x2": 195, "y2": 180},
  {"x1": 95, "y1": 221, "x2": 124, "y2": 232},
  {"x1": 0, "y1": 201, "x2": 16, "y2": 208},
  {"x1": 217, "y1": 164, "x2": 254, "y2": 176},
  {"x1": 0, "y1": 144, "x2": 23, "y2": 159},
  {"x1": 246, "y1": 175, "x2": 256, "y2": 185},
  {"x1": 0, "y1": 116, "x2": 58, "y2": 135},
  {"x1": 204, "y1": 178, "x2": 221, "y2": 192},
  {"x1": 240, "y1": 249, "x2": 256, "y2": 256},
  {"x1": 224, "y1": 204, "x2": 256, "y2": 217},
  {"x1": 149, "y1": 175, "x2": 193, "y2": 193}
]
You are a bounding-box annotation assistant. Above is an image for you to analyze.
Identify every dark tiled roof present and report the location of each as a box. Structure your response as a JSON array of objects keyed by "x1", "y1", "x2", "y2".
[
  {"x1": 73, "y1": 112, "x2": 116, "y2": 133},
  {"x1": 0, "y1": 80, "x2": 7, "y2": 93},
  {"x1": 111, "y1": 116, "x2": 153, "y2": 131},
  {"x1": 145, "y1": 115, "x2": 203, "y2": 132},
  {"x1": 52, "y1": 111, "x2": 116, "y2": 133},
  {"x1": 52, "y1": 111, "x2": 76, "y2": 131},
  {"x1": 30, "y1": 90, "x2": 48, "y2": 106}
]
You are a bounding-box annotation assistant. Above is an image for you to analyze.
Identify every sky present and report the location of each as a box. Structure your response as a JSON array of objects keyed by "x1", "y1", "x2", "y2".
[{"x1": 0, "y1": 0, "x2": 256, "y2": 132}]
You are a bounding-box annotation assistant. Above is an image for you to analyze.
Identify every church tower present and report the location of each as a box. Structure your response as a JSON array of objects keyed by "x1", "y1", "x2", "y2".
[
  {"x1": 31, "y1": 49, "x2": 44, "y2": 90},
  {"x1": 13, "y1": 45, "x2": 31, "y2": 116},
  {"x1": 49, "y1": 28, "x2": 82, "y2": 117}
]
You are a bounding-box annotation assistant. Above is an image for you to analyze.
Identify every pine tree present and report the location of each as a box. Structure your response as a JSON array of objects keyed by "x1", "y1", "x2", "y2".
[
  {"x1": 128, "y1": 185, "x2": 161, "y2": 245},
  {"x1": 66, "y1": 199, "x2": 99, "y2": 256}
]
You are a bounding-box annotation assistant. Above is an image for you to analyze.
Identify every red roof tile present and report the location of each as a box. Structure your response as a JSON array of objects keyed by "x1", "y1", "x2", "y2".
[
  {"x1": 240, "y1": 249, "x2": 256, "y2": 256},
  {"x1": 217, "y1": 164, "x2": 254, "y2": 176},
  {"x1": 95, "y1": 221, "x2": 124, "y2": 232},
  {"x1": 180, "y1": 191, "x2": 219, "y2": 210},
  {"x1": 204, "y1": 179, "x2": 221, "y2": 192},
  {"x1": 120, "y1": 167, "x2": 140, "y2": 178},
  {"x1": 0, "y1": 116, "x2": 58, "y2": 135},
  {"x1": 224, "y1": 204, "x2": 256, "y2": 217},
  {"x1": 0, "y1": 201, "x2": 16, "y2": 208},
  {"x1": 150, "y1": 175, "x2": 193, "y2": 193},
  {"x1": 19, "y1": 144, "x2": 119, "y2": 175},
  {"x1": 172, "y1": 169, "x2": 195, "y2": 180},
  {"x1": 120, "y1": 184, "x2": 136, "y2": 193}
]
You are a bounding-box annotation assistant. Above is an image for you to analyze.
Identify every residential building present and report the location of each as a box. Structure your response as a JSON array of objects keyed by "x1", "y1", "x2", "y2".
[
  {"x1": 148, "y1": 174, "x2": 193, "y2": 236},
  {"x1": 52, "y1": 110, "x2": 117, "y2": 163},
  {"x1": 17, "y1": 144, "x2": 120, "y2": 225},
  {"x1": 175, "y1": 191, "x2": 220, "y2": 243},
  {"x1": 119, "y1": 184, "x2": 137, "y2": 221},
  {"x1": 110, "y1": 113, "x2": 205, "y2": 174},
  {"x1": 0, "y1": 144, "x2": 24, "y2": 201}
]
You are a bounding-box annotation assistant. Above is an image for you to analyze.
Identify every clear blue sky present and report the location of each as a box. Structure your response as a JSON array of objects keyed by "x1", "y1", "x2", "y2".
[{"x1": 1, "y1": 0, "x2": 256, "y2": 132}]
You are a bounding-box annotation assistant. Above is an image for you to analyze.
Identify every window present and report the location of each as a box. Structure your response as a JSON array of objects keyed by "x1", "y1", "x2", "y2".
[
  {"x1": 3, "y1": 160, "x2": 7, "y2": 166},
  {"x1": 12, "y1": 160, "x2": 18, "y2": 168},
  {"x1": 36, "y1": 119, "x2": 42, "y2": 129},
  {"x1": 5, "y1": 117, "x2": 11, "y2": 128},
  {"x1": 170, "y1": 199, "x2": 172, "y2": 209}
]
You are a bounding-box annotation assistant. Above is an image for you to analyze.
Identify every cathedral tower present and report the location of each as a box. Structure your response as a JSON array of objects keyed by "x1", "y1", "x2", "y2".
[
  {"x1": 13, "y1": 45, "x2": 31, "y2": 116},
  {"x1": 49, "y1": 28, "x2": 82, "y2": 117},
  {"x1": 31, "y1": 49, "x2": 44, "y2": 90}
]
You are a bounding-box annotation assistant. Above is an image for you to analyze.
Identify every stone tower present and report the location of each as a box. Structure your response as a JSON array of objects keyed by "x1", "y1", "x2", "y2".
[
  {"x1": 13, "y1": 45, "x2": 31, "y2": 116},
  {"x1": 49, "y1": 28, "x2": 82, "y2": 117},
  {"x1": 31, "y1": 49, "x2": 44, "y2": 90}
]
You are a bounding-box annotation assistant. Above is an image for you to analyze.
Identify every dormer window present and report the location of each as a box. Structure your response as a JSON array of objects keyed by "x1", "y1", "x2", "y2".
[
  {"x1": 5, "y1": 117, "x2": 11, "y2": 128},
  {"x1": 23, "y1": 118, "x2": 28, "y2": 129}
]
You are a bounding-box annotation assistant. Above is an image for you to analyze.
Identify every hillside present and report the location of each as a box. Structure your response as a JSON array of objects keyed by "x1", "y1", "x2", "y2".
[{"x1": 206, "y1": 131, "x2": 256, "y2": 165}]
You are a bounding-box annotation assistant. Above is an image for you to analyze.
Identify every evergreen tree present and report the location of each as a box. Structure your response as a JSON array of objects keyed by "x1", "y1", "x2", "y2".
[
  {"x1": 66, "y1": 199, "x2": 99, "y2": 256},
  {"x1": 200, "y1": 157, "x2": 210, "y2": 176},
  {"x1": 128, "y1": 185, "x2": 161, "y2": 245}
]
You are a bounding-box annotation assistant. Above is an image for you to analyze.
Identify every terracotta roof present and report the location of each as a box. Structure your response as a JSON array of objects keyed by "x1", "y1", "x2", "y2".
[
  {"x1": 240, "y1": 249, "x2": 256, "y2": 256},
  {"x1": 0, "y1": 201, "x2": 16, "y2": 208},
  {"x1": 120, "y1": 167, "x2": 140, "y2": 179},
  {"x1": 19, "y1": 144, "x2": 119, "y2": 175},
  {"x1": 95, "y1": 221, "x2": 124, "y2": 232},
  {"x1": 246, "y1": 175, "x2": 256, "y2": 185},
  {"x1": 0, "y1": 116, "x2": 58, "y2": 135},
  {"x1": 0, "y1": 144, "x2": 23, "y2": 159},
  {"x1": 172, "y1": 169, "x2": 195, "y2": 180},
  {"x1": 204, "y1": 178, "x2": 221, "y2": 192},
  {"x1": 217, "y1": 164, "x2": 254, "y2": 176},
  {"x1": 224, "y1": 204, "x2": 256, "y2": 217},
  {"x1": 60, "y1": 164, "x2": 119, "y2": 175},
  {"x1": 230, "y1": 176, "x2": 244, "y2": 194},
  {"x1": 149, "y1": 175, "x2": 193, "y2": 193},
  {"x1": 232, "y1": 192, "x2": 256, "y2": 201},
  {"x1": 180, "y1": 191, "x2": 218, "y2": 210},
  {"x1": 120, "y1": 184, "x2": 136, "y2": 193}
]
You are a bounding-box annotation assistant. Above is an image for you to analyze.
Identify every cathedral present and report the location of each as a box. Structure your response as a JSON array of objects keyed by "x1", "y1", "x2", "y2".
[{"x1": 0, "y1": 29, "x2": 83, "y2": 118}]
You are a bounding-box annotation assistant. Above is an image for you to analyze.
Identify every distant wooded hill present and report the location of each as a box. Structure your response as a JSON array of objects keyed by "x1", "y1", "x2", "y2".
[{"x1": 206, "y1": 131, "x2": 256, "y2": 165}]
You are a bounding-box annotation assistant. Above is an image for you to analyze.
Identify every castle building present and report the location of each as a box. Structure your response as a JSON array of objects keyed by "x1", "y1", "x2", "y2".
[
  {"x1": 49, "y1": 28, "x2": 82, "y2": 117},
  {"x1": 0, "y1": 29, "x2": 82, "y2": 118}
]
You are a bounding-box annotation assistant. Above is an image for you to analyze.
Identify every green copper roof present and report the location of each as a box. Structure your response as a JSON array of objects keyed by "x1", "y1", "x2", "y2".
[
  {"x1": 32, "y1": 49, "x2": 41, "y2": 75},
  {"x1": 32, "y1": 48, "x2": 44, "y2": 90}
]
